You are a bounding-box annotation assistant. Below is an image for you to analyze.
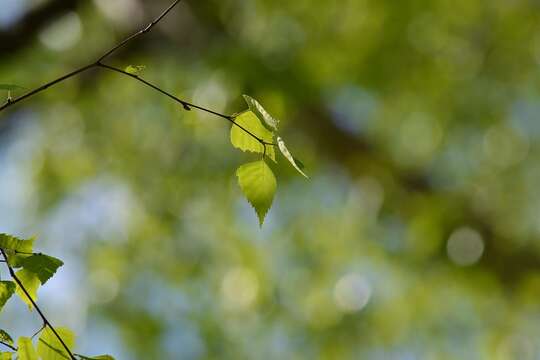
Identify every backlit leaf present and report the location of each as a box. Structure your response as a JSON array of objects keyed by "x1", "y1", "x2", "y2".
[
  {"x1": 0, "y1": 282, "x2": 15, "y2": 311},
  {"x1": 124, "y1": 65, "x2": 145, "y2": 75},
  {"x1": 14, "y1": 269, "x2": 40, "y2": 310},
  {"x1": 243, "y1": 95, "x2": 279, "y2": 131},
  {"x1": 0, "y1": 234, "x2": 34, "y2": 268},
  {"x1": 236, "y1": 160, "x2": 277, "y2": 226},
  {"x1": 276, "y1": 136, "x2": 308, "y2": 178},
  {"x1": 37, "y1": 327, "x2": 75, "y2": 360},
  {"x1": 230, "y1": 111, "x2": 276, "y2": 161},
  {"x1": 0, "y1": 330, "x2": 13, "y2": 346},
  {"x1": 17, "y1": 337, "x2": 37, "y2": 360},
  {"x1": 76, "y1": 355, "x2": 116, "y2": 360},
  {"x1": 21, "y1": 254, "x2": 63, "y2": 285}
]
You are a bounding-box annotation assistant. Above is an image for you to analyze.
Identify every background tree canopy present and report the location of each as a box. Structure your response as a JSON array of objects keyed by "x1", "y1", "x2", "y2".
[{"x1": 1, "y1": 0, "x2": 540, "y2": 358}]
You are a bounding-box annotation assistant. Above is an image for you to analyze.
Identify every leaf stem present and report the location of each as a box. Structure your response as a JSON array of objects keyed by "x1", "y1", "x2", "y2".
[{"x1": 0, "y1": 249, "x2": 76, "y2": 360}]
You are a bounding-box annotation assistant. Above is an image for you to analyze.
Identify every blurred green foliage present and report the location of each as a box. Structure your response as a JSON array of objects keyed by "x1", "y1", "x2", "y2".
[{"x1": 2, "y1": 0, "x2": 540, "y2": 358}]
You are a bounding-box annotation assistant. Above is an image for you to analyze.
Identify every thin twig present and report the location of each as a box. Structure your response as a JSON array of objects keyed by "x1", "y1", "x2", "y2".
[
  {"x1": 0, "y1": 0, "x2": 184, "y2": 112},
  {"x1": 0, "y1": 249, "x2": 76, "y2": 360},
  {"x1": 97, "y1": 0, "x2": 183, "y2": 62},
  {"x1": 0, "y1": 0, "x2": 273, "y2": 148},
  {"x1": 96, "y1": 63, "x2": 274, "y2": 146},
  {"x1": 0, "y1": 64, "x2": 95, "y2": 111}
]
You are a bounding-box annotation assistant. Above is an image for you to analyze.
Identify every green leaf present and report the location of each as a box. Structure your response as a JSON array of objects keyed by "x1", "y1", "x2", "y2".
[
  {"x1": 0, "y1": 352, "x2": 13, "y2": 360},
  {"x1": 14, "y1": 269, "x2": 40, "y2": 310},
  {"x1": 124, "y1": 65, "x2": 145, "y2": 75},
  {"x1": 37, "y1": 327, "x2": 75, "y2": 360},
  {"x1": 0, "y1": 330, "x2": 13, "y2": 346},
  {"x1": 0, "y1": 84, "x2": 23, "y2": 91},
  {"x1": 21, "y1": 254, "x2": 63, "y2": 285},
  {"x1": 0, "y1": 282, "x2": 15, "y2": 311},
  {"x1": 76, "y1": 355, "x2": 115, "y2": 360},
  {"x1": 276, "y1": 136, "x2": 309, "y2": 178},
  {"x1": 236, "y1": 160, "x2": 277, "y2": 226},
  {"x1": 243, "y1": 95, "x2": 279, "y2": 131},
  {"x1": 17, "y1": 337, "x2": 38, "y2": 360},
  {"x1": 0, "y1": 234, "x2": 34, "y2": 268},
  {"x1": 230, "y1": 111, "x2": 276, "y2": 161}
]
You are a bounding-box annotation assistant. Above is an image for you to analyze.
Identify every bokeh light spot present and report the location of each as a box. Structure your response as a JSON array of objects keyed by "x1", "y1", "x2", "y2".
[
  {"x1": 221, "y1": 267, "x2": 259, "y2": 311},
  {"x1": 334, "y1": 273, "x2": 371, "y2": 313},
  {"x1": 446, "y1": 227, "x2": 484, "y2": 266},
  {"x1": 39, "y1": 12, "x2": 82, "y2": 51}
]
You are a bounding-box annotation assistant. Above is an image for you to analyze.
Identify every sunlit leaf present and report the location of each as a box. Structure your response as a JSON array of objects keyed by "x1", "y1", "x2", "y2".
[
  {"x1": 0, "y1": 234, "x2": 34, "y2": 268},
  {"x1": 276, "y1": 136, "x2": 308, "y2": 178},
  {"x1": 0, "y1": 330, "x2": 13, "y2": 346},
  {"x1": 37, "y1": 327, "x2": 75, "y2": 360},
  {"x1": 76, "y1": 355, "x2": 116, "y2": 360},
  {"x1": 14, "y1": 269, "x2": 40, "y2": 310},
  {"x1": 230, "y1": 111, "x2": 275, "y2": 161},
  {"x1": 17, "y1": 337, "x2": 37, "y2": 360},
  {"x1": 0, "y1": 282, "x2": 15, "y2": 311},
  {"x1": 236, "y1": 160, "x2": 277, "y2": 226},
  {"x1": 243, "y1": 95, "x2": 279, "y2": 131},
  {"x1": 124, "y1": 65, "x2": 145, "y2": 75},
  {"x1": 21, "y1": 254, "x2": 63, "y2": 285}
]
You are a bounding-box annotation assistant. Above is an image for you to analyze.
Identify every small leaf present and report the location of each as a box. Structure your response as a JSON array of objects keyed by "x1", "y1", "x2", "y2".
[
  {"x1": 21, "y1": 254, "x2": 63, "y2": 285},
  {"x1": 37, "y1": 327, "x2": 75, "y2": 360},
  {"x1": 14, "y1": 269, "x2": 40, "y2": 310},
  {"x1": 0, "y1": 84, "x2": 23, "y2": 91},
  {"x1": 0, "y1": 330, "x2": 13, "y2": 346},
  {"x1": 236, "y1": 160, "x2": 277, "y2": 226},
  {"x1": 17, "y1": 337, "x2": 38, "y2": 360},
  {"x1": 243, "y1": 95, "x2": 279, "y2": 131},
  {"x1": 76, "y1": 355, "x2": 115, "y2": 360},
  {"x1": 276, "y1": 136, "x2": 308, "y2": 178},
  {"x1": 0, "y1": 282, "x2": 15, "y2": 311},
  {"x1": 0, "y1": 234, "x2": 34, "y2": 268},
  {"x1": 124, "y1": 65, "x2": 145, "y2": 75},
  {"x1": 230, "y1": 111, "x2": 275, "y2": 161}
]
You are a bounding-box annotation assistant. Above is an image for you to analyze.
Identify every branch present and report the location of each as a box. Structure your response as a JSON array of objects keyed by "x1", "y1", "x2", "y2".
[
  {"x1": 0, "y1": 249, "x2": 76, "y2": 360},
  {"x1": 0, "y1": 0, "x2": 183, "y2": 113},
  {"x1": 0, "y1": 64, "x2": 95, "y2": 111},
  {"x1": 0, "y1": 339, "x2": 17, "y2": 352},
  {"x1": 96, "y1": 63, "x2": 274, "y2": 146},
  {"x1": 97, "y1": 0, "x2": 183, "y2": 62},
  {"x1": 0, "y1": 0, "x2": 271, "y2": 147}
]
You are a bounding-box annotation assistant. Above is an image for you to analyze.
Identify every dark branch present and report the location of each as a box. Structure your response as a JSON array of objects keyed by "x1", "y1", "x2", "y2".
[
  {"x1": 0, "y1": 0, "x2": 273, "y2": 147},
  {"x1": 0, "y1": 249, "x2": 76, "y2": 360},
  {"x1": 0, "y1": 64, "x2": 95, "y2": 112},
  {"x1": 0, "y1": 339, "x2": 17, "y2": 352},
  {"x1": 97, "y1": 0, "x2": 184, "y2": 62},
  {"x1": 96, "y1": 63, "x2": 274, "y2": 146}
]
